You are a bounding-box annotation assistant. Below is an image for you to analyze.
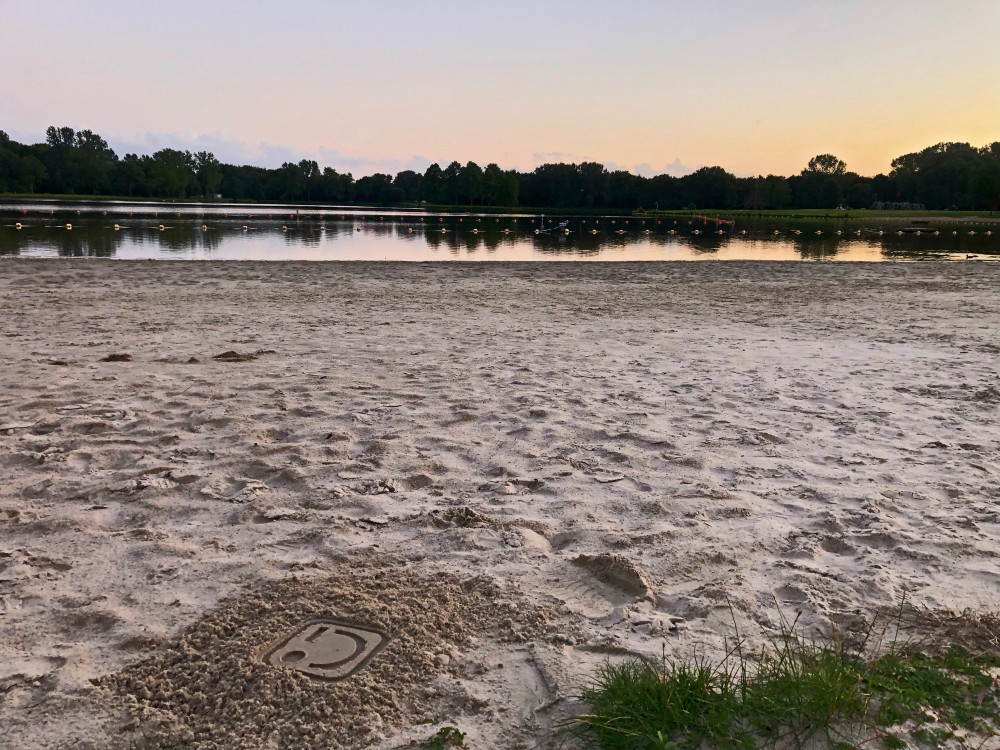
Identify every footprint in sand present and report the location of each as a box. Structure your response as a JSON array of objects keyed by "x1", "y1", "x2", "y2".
[{"x1": 545, "y1": 553, "x2": 655, "y2": 619}]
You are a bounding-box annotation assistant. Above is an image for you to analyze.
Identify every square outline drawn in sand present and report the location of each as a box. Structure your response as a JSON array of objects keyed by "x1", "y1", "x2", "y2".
[{"x1": 264, "y1": 619, "x2": 391, "y2": 682}]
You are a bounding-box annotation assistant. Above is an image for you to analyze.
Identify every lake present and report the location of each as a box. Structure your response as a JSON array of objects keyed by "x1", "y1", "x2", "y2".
[{"x1": 2, "y1": 199, "x2": 997, "y2": 261}]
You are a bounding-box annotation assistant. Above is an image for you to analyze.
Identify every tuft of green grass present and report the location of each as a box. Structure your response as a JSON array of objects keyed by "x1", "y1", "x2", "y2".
[
  {"x1": 423, "y1": 725, "x2": 467, "y2": 749},
  {"x1": 576, "y1": 607, "x2": 1000, "y2": 750}
]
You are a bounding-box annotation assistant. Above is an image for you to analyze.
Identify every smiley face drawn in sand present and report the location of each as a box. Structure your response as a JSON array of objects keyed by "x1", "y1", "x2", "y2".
[{"x1": 265, "y1": 620, "x2": 390, "y2": 681}]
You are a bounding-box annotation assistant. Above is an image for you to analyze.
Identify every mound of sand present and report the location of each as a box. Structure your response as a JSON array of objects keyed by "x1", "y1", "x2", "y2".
[{"x1": 103, "y1": 555, "x2": 558, "y2": 749}]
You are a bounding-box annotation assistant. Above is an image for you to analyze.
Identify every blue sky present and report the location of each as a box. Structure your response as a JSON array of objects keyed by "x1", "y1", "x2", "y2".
[{"x1": 3, "y1": 0, "x2": 997, "y2": 176}]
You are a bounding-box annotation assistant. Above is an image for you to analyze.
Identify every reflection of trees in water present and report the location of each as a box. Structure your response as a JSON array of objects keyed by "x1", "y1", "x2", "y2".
[
  {"x1": 151, "y1": 225, "x2": 224, "y2": 252},
  {"x1": 788, "y1": 237, "x2": 843, "y2": 258},
  {"x1": 3, "y1": 216, "x2": 995, "y2": 259},
  {"x1": 283, "y1": 225, "x2": 324, "y2": 247},
  {"x1": 0, "y1": 225, "x2": 125, "y2": 257}
]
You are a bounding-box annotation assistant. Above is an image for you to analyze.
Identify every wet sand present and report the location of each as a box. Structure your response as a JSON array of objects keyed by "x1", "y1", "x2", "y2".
[{"x1": 2, "y1": 260, "x2": 999, "y2": 749}]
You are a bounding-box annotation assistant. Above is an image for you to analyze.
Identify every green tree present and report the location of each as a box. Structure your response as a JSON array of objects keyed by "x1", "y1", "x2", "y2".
[
  {"x1": 149, "y1": 148, "x2": 195, "y2": 197},
  {"x1": 74, "y1": 129, "x2": 117, "y2": 193},
  {"x1": 806, "y1": 154, "x2": 847, "y2": 175},
  {"x1": 423, "y1": 163, "x2": 447, "y2": 203},
  {"x1": 113, "y1": 154, "x2": 147, "y2": 196},
  {"x1": 194, "y1": 151, "x2": 222, "y2": 198},
  {"x1": 393, "y1": 170, "x2": 424, "y2": 202}
]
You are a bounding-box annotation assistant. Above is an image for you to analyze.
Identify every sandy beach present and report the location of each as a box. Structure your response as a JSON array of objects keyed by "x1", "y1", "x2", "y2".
[{"x1": 2, "y1": 259, "x2": 999, "y2": 749}]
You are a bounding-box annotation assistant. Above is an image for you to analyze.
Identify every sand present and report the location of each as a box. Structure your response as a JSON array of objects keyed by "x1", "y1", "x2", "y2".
[{"x1": 1, "y1": 259, "x2": 999, "y2": 749}]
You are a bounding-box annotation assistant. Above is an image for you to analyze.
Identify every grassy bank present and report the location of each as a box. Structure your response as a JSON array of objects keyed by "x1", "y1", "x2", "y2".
[{"x1": 576, "y1": 606, "x2": 1000, "y2": 750}]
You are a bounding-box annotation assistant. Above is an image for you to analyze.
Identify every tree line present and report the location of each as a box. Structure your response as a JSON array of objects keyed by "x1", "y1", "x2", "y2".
[{"x1": 1, "y1": 126, "x2": 998, "y2": 211}]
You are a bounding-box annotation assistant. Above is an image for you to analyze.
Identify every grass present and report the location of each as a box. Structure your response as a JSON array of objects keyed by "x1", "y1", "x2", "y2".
[
  {"x1": 575, "y1": 605, "x2": 1000, "y2": 750},
  {"x1": 422, "y1": 725, "x2": 467, "y2": 748}
]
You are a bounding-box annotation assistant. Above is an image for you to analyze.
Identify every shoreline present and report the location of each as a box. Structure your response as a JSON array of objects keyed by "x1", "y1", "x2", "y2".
[{"x1": 2, "y1": 260, "x2": 998, "y2": 748}]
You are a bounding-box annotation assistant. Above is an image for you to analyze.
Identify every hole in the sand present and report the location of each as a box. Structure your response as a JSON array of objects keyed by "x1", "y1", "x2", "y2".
[{"x1": 264, "y1": 619, "x2": 390, "y2": 682}]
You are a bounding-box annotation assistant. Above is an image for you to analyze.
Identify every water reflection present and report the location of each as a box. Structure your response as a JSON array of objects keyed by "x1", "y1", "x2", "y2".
[{"x1": 1, "y1": 201, "x2": 997, "y2": 261}]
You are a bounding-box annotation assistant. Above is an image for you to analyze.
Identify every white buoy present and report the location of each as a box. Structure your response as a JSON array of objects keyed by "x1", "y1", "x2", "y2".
[
  {"x1": 65, "y1": 223, "x2": 73, "y2": 230},
  {"x1": 243, "y1": 225, "x2": 249, "y2": 231},
  {"x1": 282, "y1": 226, "x2": 288, "y2": 232},
  {"x1": 815, "y1": 230, "x2": 822, "y2": 235},
  {"x1": 159, "y1": 224, "x2": 165, "y2": 231},
  {"x1": 201, "y1": 224, "x2": 208, "y2": 231},
  {"x1": 15, "y1": 222, "x2": 22, "y2": 230},
  {"x1": 591, "y1": 229, "x2": 598, "y2": 235},
  {"x1": 113, "y1": 224, "x2": 120, "y2": 231}
]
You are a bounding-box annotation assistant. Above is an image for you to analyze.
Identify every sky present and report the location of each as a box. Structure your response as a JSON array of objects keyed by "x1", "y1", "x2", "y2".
[{"x1": 2, "y1": 0, "x2": 998, "y2": 178}]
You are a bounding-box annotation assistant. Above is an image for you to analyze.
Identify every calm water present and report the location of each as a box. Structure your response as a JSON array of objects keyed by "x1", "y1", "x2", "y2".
[{"x1": 2, "y1": 199, "x2": 998, "y2": 261}]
